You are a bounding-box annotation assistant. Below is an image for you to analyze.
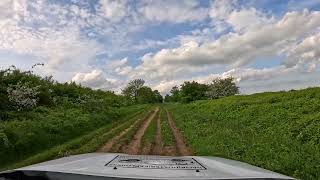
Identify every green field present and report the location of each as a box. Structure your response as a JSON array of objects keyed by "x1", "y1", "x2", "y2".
[{"x1": 165, "y1": 88, "x2": 320, "y2": 179}]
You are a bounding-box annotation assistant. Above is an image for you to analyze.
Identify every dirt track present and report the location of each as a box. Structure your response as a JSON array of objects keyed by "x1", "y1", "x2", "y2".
[
  {"x1": 124, "y1": 107, "x2": 159, "y2": 154},
  {"x1": 166, "y1": 110, "x2": 193, "y2": 156},
  {"x1": 152, "y1": 110, "x2": 162, "y2": 155},
  {"x1": 96, "y1": 118, "x2": 141, "y2": 152},
  {"x1": 97, "y1": 107, "x2": 192, "y2": 156}
]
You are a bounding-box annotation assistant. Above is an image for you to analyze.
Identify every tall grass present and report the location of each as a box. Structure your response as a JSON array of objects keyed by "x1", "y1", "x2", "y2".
[
  {"x1": 0, "y1": 105, "x2": 151, "y2": 171},
  {"x1": 165, "y1": 87, "x2": 320, "y2": 180},
  {"x1": 0, "y1": 104, "x2": 148, "y2": 169}
]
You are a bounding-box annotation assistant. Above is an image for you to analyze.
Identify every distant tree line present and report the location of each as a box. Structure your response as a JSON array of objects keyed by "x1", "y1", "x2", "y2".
[
  {"x1": 164, "y1": 77, "x2": 239, "y2": 103},
  {"x1": 121, "y1": 79, "x2": 163, "y2": 104},
  {"x1": 0, "y1": 65, "x2": 239, "y2": 116}
]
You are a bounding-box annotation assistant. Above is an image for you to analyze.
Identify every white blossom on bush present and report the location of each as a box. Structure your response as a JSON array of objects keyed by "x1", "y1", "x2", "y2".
[{"x1": 7, "y1": 81, "x2": 40, "y2": 111}]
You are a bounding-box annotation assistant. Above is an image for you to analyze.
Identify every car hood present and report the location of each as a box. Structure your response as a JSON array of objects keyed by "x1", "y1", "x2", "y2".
[{"x1": 0, "y1": 153, "x2": 294, "y2": 180}]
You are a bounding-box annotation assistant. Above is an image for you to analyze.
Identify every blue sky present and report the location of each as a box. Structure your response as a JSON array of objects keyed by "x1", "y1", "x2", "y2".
[{"x1": 0, "y1": 0, "x2": 320, "y2": 94}]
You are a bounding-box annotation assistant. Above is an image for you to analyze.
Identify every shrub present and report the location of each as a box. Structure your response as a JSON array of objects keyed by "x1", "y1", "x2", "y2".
[
  {"x1": 206, "y1": 77, "x2": 239, "y2": 99},
  {"x1": 7, "y1": 81, "x2": 40, "y2": 111}
]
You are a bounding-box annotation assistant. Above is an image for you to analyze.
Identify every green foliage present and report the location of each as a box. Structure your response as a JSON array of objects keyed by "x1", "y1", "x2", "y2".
[
  {"x1": 153, "y1": 90, "x2": 163, "y2": 103},
  {"x1": 165, "y1": 87, "x2": 320, "y2": 179},
  {"x1": 169, "y1": 86, "x2": 181, "y2": 102},
  {"x1": 0, "y1": 67, "x2": 128, "y2": 113},
  {"x1": 165, "y1": 78, "x2": 239, "y2": 103},
  {"x1": 121, "y1": 79, "x2": 145, "y2": 103},
  {"x1": 0, "y1": 105, "x2": 150, "y2": 171},
  {"x1": 0, "y1": 66, "x2": 150, "y2": 168},
  {"x1": 180, "y1": 81, "x2": 208, "y2": 103},
  {"x1": 122, "y1": 79, "x2": 163, "y2": 104},
  {"x1": 206, "y1": 77, "x2": 239, "y2": 99},
  {"x1": 137, "y1": 87, "x2": 163, "y2": 104}
]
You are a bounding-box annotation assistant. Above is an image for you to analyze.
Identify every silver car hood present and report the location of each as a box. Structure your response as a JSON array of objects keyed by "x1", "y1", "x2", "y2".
[{"x1": 0, "y1": 153, "x2": 294, "y2": 180}]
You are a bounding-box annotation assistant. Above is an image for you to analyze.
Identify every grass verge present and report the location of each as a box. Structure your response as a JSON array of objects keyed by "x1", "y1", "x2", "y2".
[
  {"x1": 1, "y1": 105, "x2": 151, "y2": 171},
  {"x1": 164, "y1": 87, "x2": 320, "y2": 180}
]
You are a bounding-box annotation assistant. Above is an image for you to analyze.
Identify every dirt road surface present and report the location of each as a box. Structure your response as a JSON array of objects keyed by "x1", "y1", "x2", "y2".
[
  {"x1": 124, "y1": 107, "x2": 159, "y2": 154},
  {"x1": 96, "y1": 118, "x2": 141, "y2": 152},
  {"x1": 152, "y1": 110, "x2": 162, "y2": 155},
  {"x1": 166, "y1": 109, "x2": 193, "y2": 156},
  {"x1": 96, "y1": 107, "x2": 192, "y2": 156}
]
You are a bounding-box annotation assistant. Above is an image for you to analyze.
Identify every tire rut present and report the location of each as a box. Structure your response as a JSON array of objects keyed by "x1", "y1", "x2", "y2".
[
  {"x1": 166, "y1": 109, "x2": 193, "y2": 156},
  {"x1": 96, "y1": 118, "x2": 142, "y2": 152},
  {"x1": 152, "y1": 110, "x2": 162, "y2": 155},
  {"x1": 124, "y1": 107, "x2": 159, "y2": 155}
]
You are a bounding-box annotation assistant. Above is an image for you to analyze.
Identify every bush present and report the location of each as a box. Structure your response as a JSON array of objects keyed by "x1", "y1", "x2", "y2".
[
  {"x1": 0, "y1": 66, "x2": 143, "y2": 167},
  {"x1": 206, "y1": 77, "x2": 239, "y2": 99},
  {"x1": 7, "y1": 81, "x2": 40, "y2": 111},
  {"x1": 165, "y1": 77, "x2": 239, "y2": 103}
]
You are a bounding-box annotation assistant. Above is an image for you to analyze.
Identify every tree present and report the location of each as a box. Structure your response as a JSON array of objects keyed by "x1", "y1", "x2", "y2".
[
  {"x1": 136, "y1": 87, "x2": 163, "y2": 104},
  {"x1": 164, "y1": 94, "x2": 171, "y2": 102},
  {"x1": 206, "y1": 77, "x2": 239, "y2": 99},
  {"x1": 180, "y1": 81, "x2": 208, "y2": 103},
  {"x1": 153, "y1": 90, "x2": 163, "y2": 103},
  {"x1": 136, "y1": 86, "x2": 154, "y2": 104},
  {"x1": 121, "y1": 79, "x2": 145, "y2": 102},
  {"x1": 169, "y1": 86, "x2": 181, "y2": 102}
]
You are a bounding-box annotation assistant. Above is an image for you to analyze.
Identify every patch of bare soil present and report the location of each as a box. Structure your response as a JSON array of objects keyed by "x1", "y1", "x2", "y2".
[
  {"x1": 161, "y1": 146, "x2": 177, "y2": 156},
  {"x1": 141, "y1": 142, "x2": 152, "y2": 154},
  {"x1": 124, "y1": 107, "x2": 159, "y2": 155},
  {"x1": 96, "y1": 112, "x2": 150, "y2": 152},
  {"x1": 152, "y1": 112, "x2": 162, "y2": 155},
  {"x1": 166, "y1": 109, "x2": 193, "y2": 156}
]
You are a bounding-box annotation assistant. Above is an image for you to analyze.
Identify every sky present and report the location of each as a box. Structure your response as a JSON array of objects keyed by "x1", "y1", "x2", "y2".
[{"x1": 0, "y1": 0, "x2": 320, "y2": 95}]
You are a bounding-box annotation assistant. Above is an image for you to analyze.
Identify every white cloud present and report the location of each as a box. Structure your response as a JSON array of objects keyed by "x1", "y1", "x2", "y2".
[
  {"x1": 285, "y1": 32, "x2": 320, "y2": 68},
  {"x1": 0, "y1": 24, "x2": 103, "y2": 70},
  {"x1": 0, "y1": 0, "x2": 28, "y2": 20},
  {"x1": 98, "y1": 0, "x2": 129, "y2": 22},
  {"x1": 72, "y1": 69, "x2": 120, "y2": 90},
  {"x1": 138, "y1": 0, "x2": 208, "y2": 23},
  {"x1": 152, "y1": 80, "x2": 182, "y2": 95},
  {"x1": 115, "y1": 65, "x2": 132, "y2": 76},
  {"x1": 131, "y1": 10, "x2": 320, "y2": 81},
  {"x1": 1, "y1": 0, "x2": 320, "y2": 95},
  {"x1": 0, "y1": 0, "x2": 107, "y2": 78},
  {"x1": 106, "y1": 57, "x2": 128, "y2": 69},
  {"x1": 219, "y1": 66, "x2": 299, "y2": 82},
  {"x1": 209, "y1": 0, "x2": 237, "y2": 20},
  {"x1": 105, "y1": 57, "x2": 133, "y2": 76},
  {"x1": 227, "y1": 7, "x2": 274, "y2": 32},
  {"x1": 210, "y1": 0, "x2": 274, "y2": 32}
]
